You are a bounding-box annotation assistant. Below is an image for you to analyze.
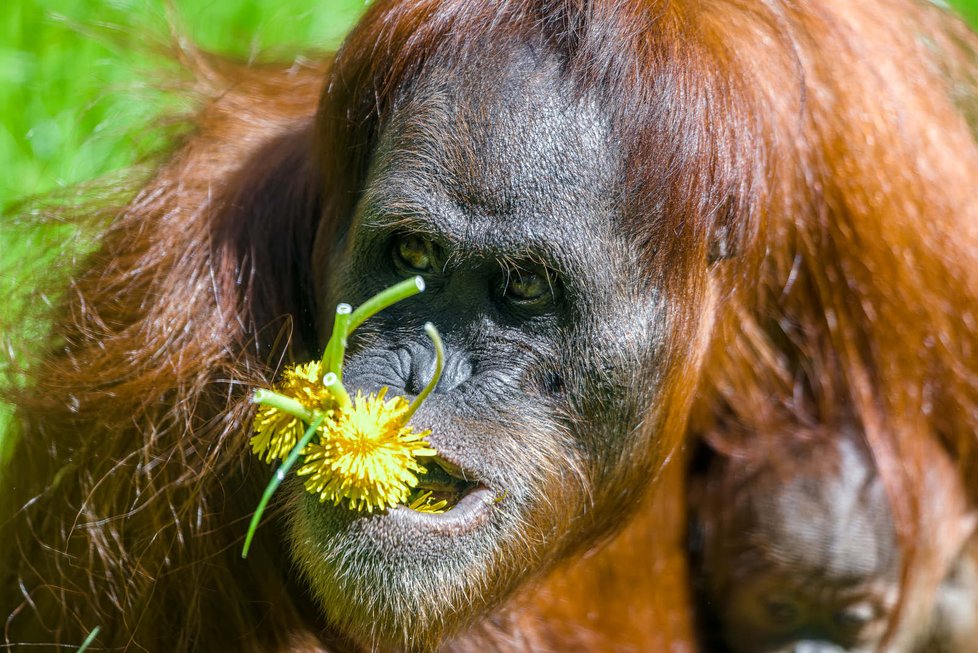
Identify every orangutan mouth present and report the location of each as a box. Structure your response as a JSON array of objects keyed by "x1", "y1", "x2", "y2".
[{"x1": 396, "y1": 457, "x2": 496, "y2": 533}]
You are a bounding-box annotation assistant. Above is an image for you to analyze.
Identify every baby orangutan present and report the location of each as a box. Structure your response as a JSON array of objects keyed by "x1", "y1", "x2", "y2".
[{"x1": 690, "y1": 422, "x2": 976, "y2": 653}]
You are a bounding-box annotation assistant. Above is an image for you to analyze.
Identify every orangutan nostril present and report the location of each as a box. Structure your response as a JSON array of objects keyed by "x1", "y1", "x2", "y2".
[{"x1": 409, "y1": 348, "x2": 472, "y2": 395}]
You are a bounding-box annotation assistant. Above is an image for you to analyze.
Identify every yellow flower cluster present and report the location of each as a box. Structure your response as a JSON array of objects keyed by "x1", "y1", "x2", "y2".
[
  {"x1": 297, "y1": 388, "x2": 436, "y2": 512},
  {"x1": 249, "y1": 362, "x2": 334, "y2": 463},
  {"x1": 251, "y1": 369, "x2": 445, "y2": 513}
]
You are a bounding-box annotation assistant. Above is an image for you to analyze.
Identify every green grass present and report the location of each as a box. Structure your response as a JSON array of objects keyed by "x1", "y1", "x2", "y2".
[{"x1": 2, "y1": 0, "x2": 978, "y2": 447}]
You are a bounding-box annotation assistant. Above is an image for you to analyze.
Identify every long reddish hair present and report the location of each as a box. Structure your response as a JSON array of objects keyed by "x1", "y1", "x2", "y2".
[{"x1": 3, "y1": 1, "x2": 978, "y2": 650}]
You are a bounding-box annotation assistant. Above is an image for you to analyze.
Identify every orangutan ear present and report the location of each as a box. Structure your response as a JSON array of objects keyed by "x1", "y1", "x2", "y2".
[
  {"x1": 708, "y1": 224, "x2": 735, "y2": 263},
  {"x1": 955, "y1": 511, "x2": 978, "y2": 552},
  {"x1": 707, "y1": 200, "x2": 742, "y2": 264}
]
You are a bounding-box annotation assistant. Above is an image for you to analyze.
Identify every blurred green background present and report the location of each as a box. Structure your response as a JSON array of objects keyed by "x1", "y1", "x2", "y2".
[
  {"x1": 1, "y1": 0, "x2": 978, "y2": 444},
  {"x1": 0, "y1": 0, "x2": 369, "y2": 210}
]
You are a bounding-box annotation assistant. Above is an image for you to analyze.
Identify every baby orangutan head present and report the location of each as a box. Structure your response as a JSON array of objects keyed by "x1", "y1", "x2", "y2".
[{"x1": 692, "y1": 424, "x2": 976, "y2": 653}]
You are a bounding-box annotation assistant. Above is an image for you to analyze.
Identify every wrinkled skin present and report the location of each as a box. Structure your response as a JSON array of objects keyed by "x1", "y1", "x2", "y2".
[{"x1": 289, "y1": 49, "x2": 690, "y2": 650}]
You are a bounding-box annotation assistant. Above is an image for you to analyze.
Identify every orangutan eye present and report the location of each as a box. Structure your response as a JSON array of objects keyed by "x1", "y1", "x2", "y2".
[
  {"x1": 833, "y1": 602, "x2": 877, "y2": 635},
  {"x1": 393, "y1": 234, "x2": 436, "y2": 273},
  {"x1": 761, "y1": 593, "x2": 801, "y2": 627},
  {"x1": 505, "y1": 268, "x2": 554, "y2": 304}
]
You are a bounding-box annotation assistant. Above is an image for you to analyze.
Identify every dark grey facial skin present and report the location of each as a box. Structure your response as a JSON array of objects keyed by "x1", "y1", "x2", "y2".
[
  {"x1": 297, "y1": 48, "x2": 673, "y2": 650},
  {"x1": 709, "y1": 436, "x2": 902, "y2": 653}
]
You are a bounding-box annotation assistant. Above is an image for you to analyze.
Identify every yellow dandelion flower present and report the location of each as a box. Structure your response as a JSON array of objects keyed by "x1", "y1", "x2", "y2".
[
  {"x1": 297, "y1": 387, "x2": 437, "y2": 512},
  {"x1": 250, "y1": 361, "x2": 334, "y2": 462},
  {"x1": 250, "y1": 405, "x2": 308, "y2": 463},
  {"x1": 278, "y1": 361, "x2": 332, "y2": 407}
]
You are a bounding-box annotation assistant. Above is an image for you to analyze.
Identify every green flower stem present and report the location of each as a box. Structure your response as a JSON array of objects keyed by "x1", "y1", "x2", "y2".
[
  {"x1": 321, "y1": 303, "x2": 352, "y2": 378},
  {"x1": 77, "y1": 626, "x2": 101, "y2": 653},
  {"x1": 252, "y1": 389, "x2": 314, "y2": 422},
  {"x1": 403, "y1": 322, "x2": 444, "y2": 421},
  {"x1": 242, "y1": 412, "x2": 326, "y2": 558},
  {"x1": 322, "y1": 371, "x2": 351, "y2": 410},
  {"x1": 347, "y1": 276, "x2": 425, "y2": 335}
]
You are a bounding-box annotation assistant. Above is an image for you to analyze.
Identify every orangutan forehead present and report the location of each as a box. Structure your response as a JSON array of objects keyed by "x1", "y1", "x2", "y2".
[
  {"x1": 364, "y1": 49, "x2": 626, "y2": 260},
  {"x1": 754, "y1": 439, "x2": 900, "y2": 580}
]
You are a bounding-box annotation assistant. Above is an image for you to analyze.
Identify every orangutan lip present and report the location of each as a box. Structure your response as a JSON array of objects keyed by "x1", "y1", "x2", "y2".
[{"x1": 392, "y1": 485, "x2": 496, "y2": 534}]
